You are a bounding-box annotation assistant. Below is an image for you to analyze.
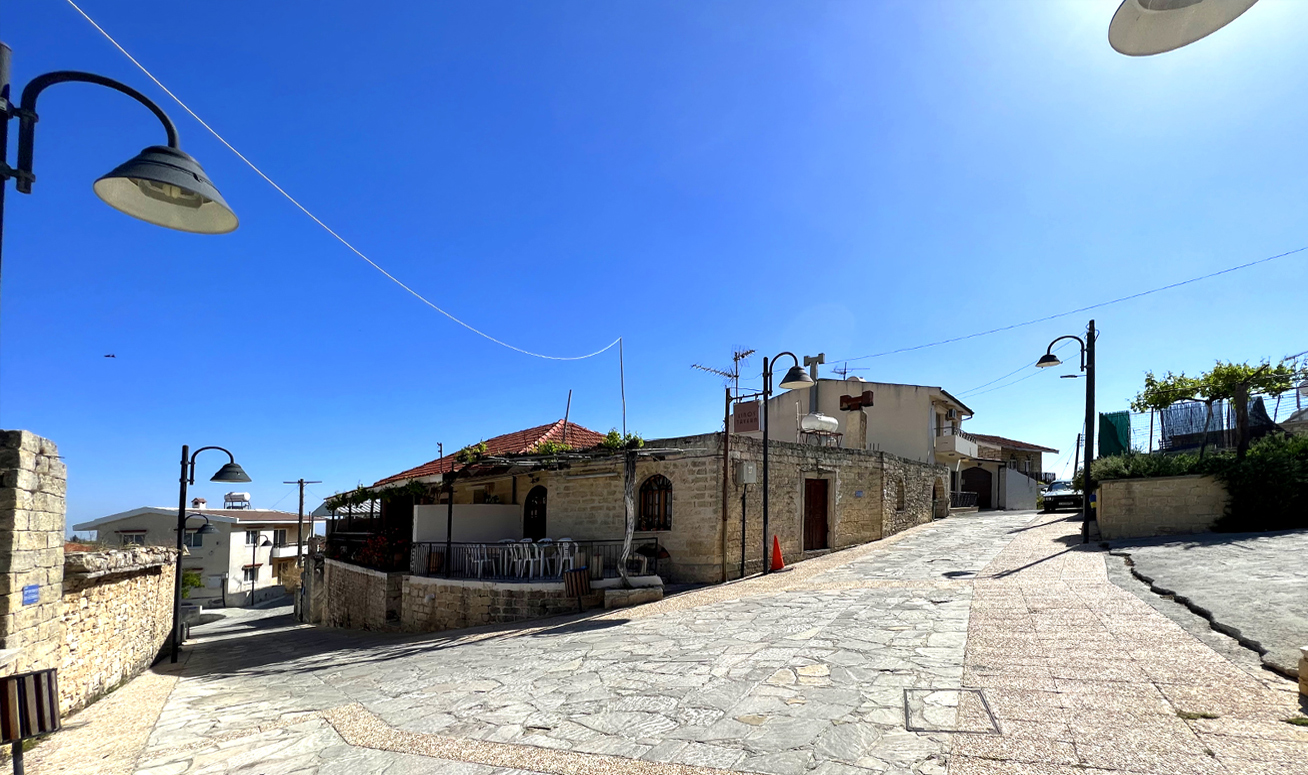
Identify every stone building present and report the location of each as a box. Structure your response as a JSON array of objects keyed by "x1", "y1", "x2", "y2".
[
  {"x1": 957, "y1": 433, "x2": 1058, "y2": 511},
  {"x1": 345, "y1": 420, "x2": 948, "y2": 584}
]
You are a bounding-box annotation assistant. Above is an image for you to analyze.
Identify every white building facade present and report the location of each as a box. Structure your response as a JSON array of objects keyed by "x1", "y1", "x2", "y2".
[{"x1": 73, "y1": 504, "x2": 307, "y2": 607}]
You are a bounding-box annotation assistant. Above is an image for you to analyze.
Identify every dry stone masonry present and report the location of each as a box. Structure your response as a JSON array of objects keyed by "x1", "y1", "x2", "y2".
[{"x1": 0, "y1": 430, "x2": 67, "y2": 674}]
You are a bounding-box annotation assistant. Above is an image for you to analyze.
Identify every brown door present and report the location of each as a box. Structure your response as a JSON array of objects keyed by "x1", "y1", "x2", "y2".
[
  {"x1": 961, "y1": 467, "x2": 992, "y2": 510},
  {"x1": 804, "y1": 479, "x2": 829, "y2": 550},
  {"x1": 524, "y1": 486, "x2": 547, "y2": 540}
]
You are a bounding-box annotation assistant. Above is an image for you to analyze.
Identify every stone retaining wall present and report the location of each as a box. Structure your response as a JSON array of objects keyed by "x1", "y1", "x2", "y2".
[
  {"x1": 323, "y1": 559, "x2": 403, "y2": 630},
  {"x1": 1098, "y1": 475, "x2": 1229, "y2": 540},
  {"x1": 59, "y1": 547, "x2": 177, "y2": 713},
  {"x1": 0, "y1": 430, "x2": 67, "y2": 674},
  {"x1": 400, "y1": 575, "x2": 602, "y2": 633}
]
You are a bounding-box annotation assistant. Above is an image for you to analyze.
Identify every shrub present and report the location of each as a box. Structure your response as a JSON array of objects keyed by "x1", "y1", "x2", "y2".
[
  {"x1": 531, "y1": 440, "x2": 572, "y2": 456},
  {"x1": 1212, "y1": 433, "x2": 1308, "y2": 532},
  {"x1": 1090, "y1": 434, "x2": 1308, "y2": 532},
  {"x1": 180, "y1": 570, "x2": 203, "y2": 600},
  {"x1": 601, "y1": 429, "x2": 644, "y2": 450}
]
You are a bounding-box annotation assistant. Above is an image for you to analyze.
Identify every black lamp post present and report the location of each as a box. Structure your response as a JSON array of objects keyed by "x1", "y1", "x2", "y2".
[
  {"x1": 1036, "y1": 319, "x2": 1097, "y2": 544},
  {"x1": 0, "y1": 40, "x2": 237, "y2": 336},
  {"x1": 249, "y1": 535, "x2": 272, "y2": 603},
  {"x1": 761, "y1": 352, "x2": 815, "y2": 574},
  {"x1": 173, "y1": 445, "x2": 250, "y2": 662}
]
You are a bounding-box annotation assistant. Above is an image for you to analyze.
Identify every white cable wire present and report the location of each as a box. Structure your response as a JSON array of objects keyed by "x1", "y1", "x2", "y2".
[{"x1": 64, "y1": 0, "x2": 621, "y2": 362}]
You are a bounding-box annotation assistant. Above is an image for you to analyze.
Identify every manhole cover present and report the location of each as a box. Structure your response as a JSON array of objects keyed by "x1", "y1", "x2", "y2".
[{"x1": 904, "y1": 688, "x2": 999, "y2": 734}]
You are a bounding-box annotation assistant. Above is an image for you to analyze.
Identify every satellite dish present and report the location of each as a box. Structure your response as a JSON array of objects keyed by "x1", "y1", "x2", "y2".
[{"x1": 1109, "y1": 0, "x2": 1259, "y2": 56}]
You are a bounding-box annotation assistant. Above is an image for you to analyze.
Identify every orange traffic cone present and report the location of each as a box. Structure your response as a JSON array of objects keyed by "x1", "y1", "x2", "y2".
[{"x1": 770, "y1": 535, "x2": 785, "y2": 571}]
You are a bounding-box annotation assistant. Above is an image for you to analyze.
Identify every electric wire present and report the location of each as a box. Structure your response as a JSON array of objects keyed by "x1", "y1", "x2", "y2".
[
  {"x1": 957, "y1": 340, "x2": 1076, "y2": 397},
  {"x1": 63, "y1": 0, "x2": 621, "y2": 362},
  {"x1": 834, "y1": 246, "x2": 1308, "y2": 364}
]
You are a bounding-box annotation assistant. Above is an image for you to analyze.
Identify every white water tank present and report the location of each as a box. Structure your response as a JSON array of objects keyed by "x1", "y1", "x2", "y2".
[{"x1": 800, "y1": 412, "x2": 840, "y2": 433}]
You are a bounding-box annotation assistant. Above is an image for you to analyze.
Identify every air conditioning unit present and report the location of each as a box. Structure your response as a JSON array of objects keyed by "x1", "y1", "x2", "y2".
[{"x1": 946, "y1": 409, "x2": 957, "y2": 420}]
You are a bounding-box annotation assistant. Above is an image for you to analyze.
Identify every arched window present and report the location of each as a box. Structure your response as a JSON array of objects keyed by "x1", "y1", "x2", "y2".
[
  {"x1": 895, "y1": 478, "x2": 906, "y2": 511},
  {"x1": 638, "y1": 475, "x2": 673, "y2": 531}
]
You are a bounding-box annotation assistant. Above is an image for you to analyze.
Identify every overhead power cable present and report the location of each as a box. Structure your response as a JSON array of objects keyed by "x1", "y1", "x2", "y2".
[
  {"x1": 834, "y1": 246, "x2": 1308, "y2": 364},
  {"x1": 63, "y1": 0, "x2": 621, "y2": 362}
]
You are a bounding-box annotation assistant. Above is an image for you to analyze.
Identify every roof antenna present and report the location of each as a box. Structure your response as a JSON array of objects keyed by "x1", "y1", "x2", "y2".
[{"x1": 563, "y1": 389, "x2": 572, "y2": 445}]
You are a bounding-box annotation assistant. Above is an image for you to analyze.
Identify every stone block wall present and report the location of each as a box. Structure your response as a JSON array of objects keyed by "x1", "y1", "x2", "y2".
[
  {"x1": 401, "y1": 575, "x2": 601, "y2": 633},
  {"x1": 0, "y1": 430, "x2": 67, "y2": 674},
  {"x1": 323, "y1": 559, "x2": 403, "y2": 630},
  {"x1": 59, "y1": 547, "x2": 177, "y2": 713},
  {"x1": 880, "y1": 453, "x2": 946, "y2": 537},
  {"x1": 1098, "y1": 475, "x2": 1229, "y2": 540}
]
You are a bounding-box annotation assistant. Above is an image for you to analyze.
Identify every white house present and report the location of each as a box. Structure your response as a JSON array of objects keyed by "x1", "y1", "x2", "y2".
[
  {"x1": 73, "y1": 496, "x2": 308, "y2": 607},
  {"x1": 736, "y1": 377, "x2": 977, "y2": 465}
]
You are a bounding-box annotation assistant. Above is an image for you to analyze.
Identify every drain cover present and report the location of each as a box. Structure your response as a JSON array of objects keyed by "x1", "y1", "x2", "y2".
[{"x1": 903, "y1": 688, "x2": 999, "y2": 734}]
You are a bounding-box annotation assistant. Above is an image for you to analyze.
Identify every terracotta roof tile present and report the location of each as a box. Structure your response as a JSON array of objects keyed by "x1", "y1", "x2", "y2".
[
  {"x1": 969, "y1": 433, "x2": 1058, "y2": 454},
  {"x1": 374, "y1": 419, "x2": 607, "y2": 486}
]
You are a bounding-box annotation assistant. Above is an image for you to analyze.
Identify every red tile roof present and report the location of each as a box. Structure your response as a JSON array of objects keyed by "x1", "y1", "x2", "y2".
[
  {"x1": 970, "y1": 433, "x2": 1058, "y2": 454},
  {"x1": 374, "y1": 419, "x2": 607, "y2": 486}
]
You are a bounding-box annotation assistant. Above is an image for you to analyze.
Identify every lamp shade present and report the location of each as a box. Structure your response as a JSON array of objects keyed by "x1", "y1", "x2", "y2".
[
  {"x1": 259, "y1": 537, "x2": 273, "y2": 547},
  {"x1": 1036, "y1": 353, "x2": 1062, "y2": 368},
  {"x1": 778, "y1": 365, "x2": 815, "y2": 390},
  {"x1": 93, "y1": 146, "x2": 238, "y2": 234},
  {"x1": 196, "y1": 522, "x2": 219, "y2": 535},
  {"x1": 1108, "y1": 0, "x2": 1259, "y2": 57},
  {"x1": 210, "y1": 462, "x2": 252, "y2": 483}
]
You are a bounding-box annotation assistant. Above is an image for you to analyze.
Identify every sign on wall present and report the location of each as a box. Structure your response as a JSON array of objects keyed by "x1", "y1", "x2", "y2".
[
  {"x1": 21, "y1": 585, "x2": 39, "y2": 606},
  {"x1": 733, "y1": 401, "x2": 760, "y2": 433}
]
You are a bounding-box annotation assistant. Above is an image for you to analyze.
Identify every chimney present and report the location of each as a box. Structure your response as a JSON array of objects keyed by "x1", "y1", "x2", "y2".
[
  {"x1": 847, "y1": 409, "x2": 868, "y2": 450},
  {"x1": 191, "y1": 497, "x2": 207, "y2": 510}
]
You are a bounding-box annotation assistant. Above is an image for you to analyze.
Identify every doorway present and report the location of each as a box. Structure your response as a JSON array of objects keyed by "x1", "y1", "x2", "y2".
[
  {"x1": 960, "y1": 467, "x2": 992, "y2": 510},
  {"x1": 803, "y1": 478, "x2": 829, "y2": 551},
  {"x1": 524, "y1": 486, "x2": 547, "y2": 540}
]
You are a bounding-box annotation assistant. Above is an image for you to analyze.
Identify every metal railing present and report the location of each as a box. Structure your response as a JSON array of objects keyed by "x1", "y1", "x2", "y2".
[
  {"x1": 949, "y1": 491, "x2": 979, "y2": 508},
  {"x1": 411, "y1": 538, "x2": 661, "y2": 582},
  {"x1": 935, "y1": 426, "x2": 978, "y2": 442}
]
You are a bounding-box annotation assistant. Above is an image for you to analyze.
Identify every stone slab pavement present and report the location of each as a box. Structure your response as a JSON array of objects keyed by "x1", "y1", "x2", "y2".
[
  {"x1": 24, "y1": 511, "x2": 1308, "y2": 775},
  {"x1": 1108, "y1": 529, "x2": 1308, "y2": 677}
]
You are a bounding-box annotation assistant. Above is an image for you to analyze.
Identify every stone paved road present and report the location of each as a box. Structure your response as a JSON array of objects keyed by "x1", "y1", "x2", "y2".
[
  {"x1": 1108, "y1": 529, "x2": 1308, "y2": 678},
  {"x1": 28, "y1": 511, "x2": 1307, "y2": 775}
]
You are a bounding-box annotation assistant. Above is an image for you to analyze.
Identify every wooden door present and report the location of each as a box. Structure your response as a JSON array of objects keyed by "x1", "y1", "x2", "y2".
[
  {"x1": 961, "y1": 467, "x2": 992, "y2": 510},
  {"x1": 804, "y1": 479, "x2": 829, "y2": 551},
  {"x1": 524, "y1": 486, "x2": 547, "y2": 540}
]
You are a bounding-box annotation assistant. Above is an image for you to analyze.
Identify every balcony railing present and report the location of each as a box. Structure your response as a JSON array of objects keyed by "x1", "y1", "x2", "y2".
[
  {"x1": 935, "y1": 426, "x2": 978, "y2": 442},
  {"x1": 411, "y1": 538, "x2": 661, "y2": 582}
]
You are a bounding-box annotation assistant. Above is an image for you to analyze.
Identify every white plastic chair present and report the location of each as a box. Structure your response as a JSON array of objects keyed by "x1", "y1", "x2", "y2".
[
  {"x1": 469, "y1": 544, "x2": 496, "y2": 579},
  {"x1": 556, "y1": 540, "x2": 576, "y2": 576},
  {"x1": 518, "y1": 538, "x2": 542, "y2": 578}
]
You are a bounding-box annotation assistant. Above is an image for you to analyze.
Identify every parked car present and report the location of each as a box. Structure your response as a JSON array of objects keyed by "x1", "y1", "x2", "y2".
[{"x1": 1041, "y1": 480, "x2": 1083, "y2": 512}]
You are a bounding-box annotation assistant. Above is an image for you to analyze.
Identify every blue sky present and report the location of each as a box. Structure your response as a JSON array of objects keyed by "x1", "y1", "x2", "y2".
[{"x1": 3, "y1": 1, "x2": 1306, "y2": 526}]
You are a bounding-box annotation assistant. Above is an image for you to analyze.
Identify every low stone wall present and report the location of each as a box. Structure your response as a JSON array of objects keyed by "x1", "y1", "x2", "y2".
[
  {"x1": 323, "y1": 559, "x2": 403, "y2": 630},
  {"x1": 400, "y1": 575, "x2": 602, "y2": 633},
  {"x1": 59, "y1": 547, "x2": 178, "y2": 714},
  {"x1": 1098, "y1": 475, "x2": 1229, "y2": 540}
]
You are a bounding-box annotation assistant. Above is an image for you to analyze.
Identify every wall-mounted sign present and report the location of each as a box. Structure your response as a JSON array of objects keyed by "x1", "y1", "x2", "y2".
[
  {"x1": 854, "y1": 490, "x2": 865, "y2": 498},
  {"x1": 21, "y1": 585, "x2": 39, "y2": 606},
  {"x1": 733, "y1": 401, "x2": 760, "y2": 433}
]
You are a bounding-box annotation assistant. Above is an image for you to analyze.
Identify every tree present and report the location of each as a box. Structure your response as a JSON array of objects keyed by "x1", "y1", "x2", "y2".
[{"x1": 1132, "y1": 357, "x2": 1306, "y2": 459}]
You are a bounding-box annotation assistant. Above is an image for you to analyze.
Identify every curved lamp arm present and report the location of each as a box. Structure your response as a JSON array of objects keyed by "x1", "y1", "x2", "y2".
[
  {"x1": 1043, "y1": 335, "x2": 1087, "y2": 371},
  {"x1": 14, "y1": 70, "x2": 180, "y2": 194},
  {"x1": 764, "y1": 351, "x2": 800, "y2": 392},
  {"x1": 186, "y1": 445, "x2": 237, "y2": 485}
]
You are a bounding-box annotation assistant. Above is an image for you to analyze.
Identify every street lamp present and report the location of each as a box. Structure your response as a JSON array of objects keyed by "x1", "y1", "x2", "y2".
[
  {"x1": 0, "y1": 41, "x2": 238, "y2": 321},
  {"x1": 1036, "y1": 319, "x2": 1097, "y2": 544},
  {"x1": 761, "y1": 352, "x2": 815, "y2": 574},
  {"x1": 173, "y1": 445, "x2": 250, "y2": 662},
  {"x1": 249, "y1": 535, "x2": 273, "y2": 604},
  {"x1": 1109, "y1": 0, "x2": 1259, "y2": 56}
]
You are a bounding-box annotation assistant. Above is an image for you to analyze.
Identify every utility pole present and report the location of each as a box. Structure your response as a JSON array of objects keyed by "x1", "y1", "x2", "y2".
[{"x1": 284, "y1": 478, "x2": 322, "y2": 569}]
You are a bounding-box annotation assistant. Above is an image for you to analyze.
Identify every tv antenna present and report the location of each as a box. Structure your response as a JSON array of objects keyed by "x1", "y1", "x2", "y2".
[
  {"x1": 692, "y1": 348, "x2": 755, "y2": 396},
  {"x1": 830, "y1": 362, "x2": 869, "y2": 380}
]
